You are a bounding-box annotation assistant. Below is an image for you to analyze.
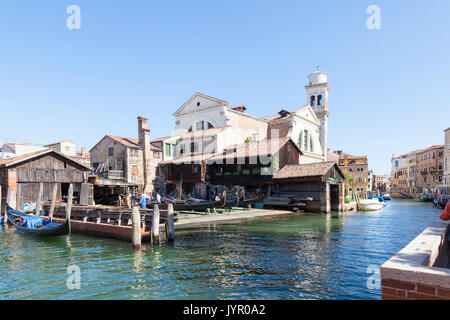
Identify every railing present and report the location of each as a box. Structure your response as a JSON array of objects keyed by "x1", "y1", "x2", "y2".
[{"x1": 107, "y1": 170, "x2": 124, "y2": 180}]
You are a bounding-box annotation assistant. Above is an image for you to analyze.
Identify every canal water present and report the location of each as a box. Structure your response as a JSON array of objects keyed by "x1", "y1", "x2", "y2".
[{"x1": 0, "y1": 200, "x2": 443, "y2": 300}]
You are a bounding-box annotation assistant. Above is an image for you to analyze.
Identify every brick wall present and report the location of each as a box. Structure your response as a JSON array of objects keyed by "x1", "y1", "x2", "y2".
[{"x1": 382, "y1": 279, "x2": 450, "y2": 300}]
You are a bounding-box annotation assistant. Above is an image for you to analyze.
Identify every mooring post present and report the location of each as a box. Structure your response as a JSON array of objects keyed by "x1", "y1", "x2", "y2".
[
  {"x1": 36, "y1": 182, "x2": 43, "y2": 215},
  {"x1": 131, "y1": 206, "x2": 141, "y2": 249},
  {"x1": 49, "y1": 183, "x2": 58, "y2": 221},
  {"x1": 166, "y1": 204, "x2": 174, "y2": 243},
  {"x1": 152, "y1": 205, "x2": 160, "y2": 244},
  {"x1": 66, "y1": 183, "x2": 73, "y2": 221}
]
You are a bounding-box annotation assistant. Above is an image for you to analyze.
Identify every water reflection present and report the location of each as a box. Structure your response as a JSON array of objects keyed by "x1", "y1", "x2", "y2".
[{"x1": 0, "y1": 200, "x2": 442, "y2": 300}]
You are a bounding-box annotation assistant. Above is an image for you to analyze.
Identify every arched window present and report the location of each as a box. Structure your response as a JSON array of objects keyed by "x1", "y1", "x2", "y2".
[
  {"x1": 310, "y1": 96, "x2": 315, "y2": 106},
  {"x1": 299, "y1": 130, "x2": 309, "y2": 151},
  {"x1": 317, "y1": 95, "x2": 322, "y2": 106}
]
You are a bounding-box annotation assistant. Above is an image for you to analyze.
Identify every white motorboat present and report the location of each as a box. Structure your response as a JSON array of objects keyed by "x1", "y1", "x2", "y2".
[{"x1": 358, "y1": 199, "x2": 384, "y2": 211}]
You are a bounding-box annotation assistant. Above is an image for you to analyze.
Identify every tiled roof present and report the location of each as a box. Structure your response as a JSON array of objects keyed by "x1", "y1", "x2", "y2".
[
  {"x1": 0, "y1": 149, "x2": 92, "y2": 170},
  {"x1": 274, "y1": 162, "x2": 341, "y2": 180},
  {"x1": 415, "y1": 144, "x2": 444, "y2": 154},
  {"x1": 206, "y1": 137, "x2": 301, "y2": 162},
  {"x1": 262, "y1": 105, "x2": 309, "y2": 121},
  {"x1": 338, "y1": 152, "x2": 368, "y2": 160},
  {"x1": 107, "y1": 135, "x2": 161, "y2": 152},
  {"x1": 107, "y1": 135, "x2": 141, "y2": 149}
]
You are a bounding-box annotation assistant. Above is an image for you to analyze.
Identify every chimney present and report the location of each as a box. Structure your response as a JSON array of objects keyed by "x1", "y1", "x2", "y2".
[
  {"x1": 137, "y1": 116, "x2": 152, "y2": 193},
  {"x1": 278, "y1": 110, "x2": 289, "y2": 118},
  {"x1": 231, "y1": 105, "x2": 247, "y2": 113},
  {"x1": 81, "y1": 147, "x2": 86, "y2": 157}
]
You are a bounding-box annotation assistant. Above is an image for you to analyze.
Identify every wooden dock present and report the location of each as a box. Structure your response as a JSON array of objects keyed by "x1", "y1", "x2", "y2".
[{"x1": 44, "y1": 203, "x2": 177, "y2": 244}]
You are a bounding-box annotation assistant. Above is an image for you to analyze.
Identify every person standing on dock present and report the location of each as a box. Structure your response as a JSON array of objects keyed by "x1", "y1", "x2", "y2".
[
  {"x1": 125, "y1": 192, "x2": 132, "y2": 209},
  {"x1": 139, "y1": 193, "x2": 147, "y2": 209}
]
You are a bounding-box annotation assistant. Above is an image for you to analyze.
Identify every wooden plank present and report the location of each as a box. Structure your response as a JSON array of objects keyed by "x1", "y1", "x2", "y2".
[
  {"x1": 36, "y1": 182, "x2": 43, "y2": 215},
  {"x1": 152, "y1": 205, "x2": 160, "y2": 244},
  {"x1": 49, "y1": 183, "x2": 58, "y2": 221},
  {"x1": 131, "y1": 206, "x2": 141, "y2": 249},
  {"x1": 66, "y1": 183, "x2": 73, "y2": 220}
]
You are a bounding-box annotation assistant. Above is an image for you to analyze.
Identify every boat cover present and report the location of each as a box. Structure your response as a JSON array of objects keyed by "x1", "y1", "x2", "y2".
[{"x1": 20, "y1": 215, "x2": 44, "y2": 229}]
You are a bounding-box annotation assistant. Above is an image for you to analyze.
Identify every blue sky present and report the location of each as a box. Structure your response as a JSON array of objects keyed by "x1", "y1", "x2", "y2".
[{"x1": 0, "y1": 0, "x2": 449, "y2": 174}]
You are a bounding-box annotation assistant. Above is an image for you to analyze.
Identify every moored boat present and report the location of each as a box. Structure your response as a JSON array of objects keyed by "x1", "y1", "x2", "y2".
[
  {"x1": 358, "y1": 199, "x2": 384, "y2": 211},
  {"x1": 6, "y1": 205, "x2": 70, "y2": 236},
  {"x1": 382, "y1": 194, "x2": 391, "y2": 201},
  {"x1": 369, "y1": 196, "x2": 387, "y2": 207}
]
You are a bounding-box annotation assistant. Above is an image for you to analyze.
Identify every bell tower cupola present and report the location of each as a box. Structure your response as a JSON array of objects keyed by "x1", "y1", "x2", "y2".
[{"x1": 305, "y1": 70, "x2": 330, "y2": 158}]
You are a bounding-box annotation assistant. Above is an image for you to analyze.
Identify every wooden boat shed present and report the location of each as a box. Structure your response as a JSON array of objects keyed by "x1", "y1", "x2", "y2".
[
  {"x1": 273, "y1": 162, "x2": 345, "y2": 212},
  {"x1": 0, "y1": 149, "x2": 93, "y2": 212}
]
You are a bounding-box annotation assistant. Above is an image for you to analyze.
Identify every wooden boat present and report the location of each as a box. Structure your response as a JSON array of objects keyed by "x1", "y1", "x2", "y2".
[
  {"x1": 6, "y1": 205, "x2": 70, "y2": 236},
  {"x1": 237, "y1": 197, "x2": 265, "y2": 208},
  {"x1": 358, "y1": 199, "x2": 384, "y2": 211}
]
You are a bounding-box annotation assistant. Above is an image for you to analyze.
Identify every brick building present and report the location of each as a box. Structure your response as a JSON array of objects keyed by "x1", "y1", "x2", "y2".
[
  {"x1": 415, "y1": 145, "x2": 445, "y2": 195},
  {"x1": 89, "y1": 116, "x2": 162, "y2": 203},
  {"x1": 335, "y1": 151, "x2": 369, "y2": 198}
]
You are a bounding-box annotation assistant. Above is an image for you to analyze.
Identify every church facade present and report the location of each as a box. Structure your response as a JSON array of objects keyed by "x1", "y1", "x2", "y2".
[{"x1": 155, "y1": 70, "x2": 331, "y2": 166}]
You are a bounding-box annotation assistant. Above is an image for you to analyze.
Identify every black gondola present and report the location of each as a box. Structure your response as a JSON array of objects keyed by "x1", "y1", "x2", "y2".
[{"x1": 6, "y1": 204, "x2": 70, "y2": 236}]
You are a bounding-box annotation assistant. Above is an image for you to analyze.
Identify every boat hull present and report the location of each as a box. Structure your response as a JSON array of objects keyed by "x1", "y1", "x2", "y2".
[
  {"x1": 7, "y1": 206, "x2": 70, "y2": 236},
  {"x1": 358, "y1": 200, "x2": 384, "y2": 211}
]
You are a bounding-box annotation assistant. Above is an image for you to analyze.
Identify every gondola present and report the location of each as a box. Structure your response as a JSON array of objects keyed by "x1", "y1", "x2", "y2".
[
  {"x1": 237, "y1": 196, "x2": 265, "y2": 208},
  {"x1": 6, "y1": 204, "x2": 70, "y2": 236}
]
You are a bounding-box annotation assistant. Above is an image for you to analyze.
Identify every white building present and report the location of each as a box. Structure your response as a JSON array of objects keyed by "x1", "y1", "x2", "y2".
[
  {"x1": 46, "y1": 140, "x2": 77, "y2": 157},
  {"x1": 153, "y1": 70, "x2": 330, "y2": 165},
  {"x1": 0, "y1": 141, "x2": 47, "y2": 160}
]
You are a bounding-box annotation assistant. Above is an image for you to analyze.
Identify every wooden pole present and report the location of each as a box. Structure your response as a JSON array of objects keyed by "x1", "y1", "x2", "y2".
[
  {"x1": 49, "y1": 183, "x2": 58, "y2": 221},
  {"x1": 131, "y1": 206, "x2": 141, "y2": 249},
  {"x1": 36, "y1": 182, "x2": 43, "y2": 215},
  {"x1": 66, "y1": 183, "x2": 73, "y2": 221},
  {"x1": 152, "y1": 205, "x2": 160, "y2": 244},
  {"x1": 165, "y1": 204, "x2": 174, "y2": 243}
]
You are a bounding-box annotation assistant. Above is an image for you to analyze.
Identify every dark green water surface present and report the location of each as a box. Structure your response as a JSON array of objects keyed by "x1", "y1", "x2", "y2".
[{"x1": 0, "y1": 200, "x2": 442, "y2": 299}]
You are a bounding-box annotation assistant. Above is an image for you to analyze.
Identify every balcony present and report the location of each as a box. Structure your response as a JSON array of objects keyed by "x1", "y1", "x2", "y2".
[{"x1": 98, "y1": 170, "x2": 124, "y2": 180}]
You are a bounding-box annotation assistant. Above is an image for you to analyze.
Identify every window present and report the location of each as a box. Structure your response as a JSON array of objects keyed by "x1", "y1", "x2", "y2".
[
  {"x1": 310, "y1": 96, "x2": 315, "y2": 106},
  {"x1": 153, "y1": 151, "x2": 160, "y2": 159},
  {"x1": 253, "y1": 133, "x2": 260, "y2": 142},
  {"x1": 317, "y1": 95, "x2": 322, "y2": 106},
  {"x1": 131, "y1": 165, "x2": 138, "y2": 177},
  {"x1": 196, "y1": 121, "x2": 204, "y2": 131},
  {"x1": 165, "y1": 144, "x2": 171, "y2": 157},
  {"x1": 64, "y1": 146, "x2": 70, "y2": 152},
  {"x1": 303, "y1": 130, "x2": 308, "y2": 151},
  {"x1": 108, "y1": 147, "x2": 114, "y2": 156},
  {"x1": 190, "y1": 142, "x2": 198, "y2": 153},
  {"x1": 179, "y1": 144, "x2": 185, "y2": 155},
  {"x1": 208, "y1": 122, "x2": 214, "y2": 129}
]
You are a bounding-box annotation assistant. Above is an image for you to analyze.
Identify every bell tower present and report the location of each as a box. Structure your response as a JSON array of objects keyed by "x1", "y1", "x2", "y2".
[{"x1": 305, "y1": 70, "x2": 330, "y2": 159}]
